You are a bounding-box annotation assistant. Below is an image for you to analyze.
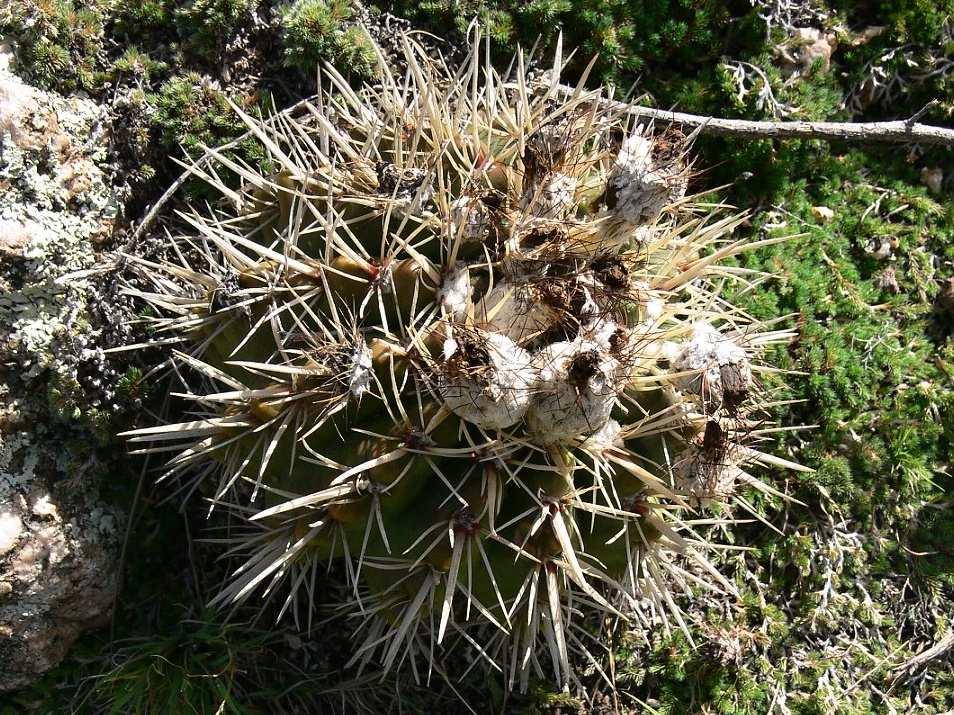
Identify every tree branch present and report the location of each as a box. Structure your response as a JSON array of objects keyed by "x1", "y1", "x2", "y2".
[{"x1": 557, "y1": 86, "x2": 954, "y2": 147}]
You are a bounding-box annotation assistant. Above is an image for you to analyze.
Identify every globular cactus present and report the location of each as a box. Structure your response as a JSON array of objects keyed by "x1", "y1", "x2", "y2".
[{"x1": 121, "y1": 29, "x2": 808, "y2": 690}]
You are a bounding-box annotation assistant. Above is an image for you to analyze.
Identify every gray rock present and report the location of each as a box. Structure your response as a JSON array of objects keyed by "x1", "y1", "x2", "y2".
[
  {"x1": 777, "y1": 27, "x2": 837, "y2": 75},
  {"x1": 920, "y1": 166, "x2": 943, "y2": 195},
  {"x1": 0, "y1": 429, "x2": 121, "y2": 692}
]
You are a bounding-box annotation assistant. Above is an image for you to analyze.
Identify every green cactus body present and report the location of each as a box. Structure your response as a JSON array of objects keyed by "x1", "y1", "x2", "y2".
[{"x1": 121, "y1": 28, "x2": 807, "y2": 690}]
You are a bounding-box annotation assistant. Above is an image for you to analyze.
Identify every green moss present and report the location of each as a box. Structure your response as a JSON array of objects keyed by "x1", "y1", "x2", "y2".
[
  {"x1": 148, "y1": 73, "x2": 266, "y2": 195},
  {"x1": 525, "y1": 688, "x2": 584, "y2": 713},
  {"x1": 115, "y1": 366, "x2": 145, "y2": 401},
  {"x1": 151, "y1": 73, "x2": 233, "y2": 155},
  {"x1": 836, "y1": 0, "x2": 954, "y2": 43},
  {"x1": 174, "y1": 0, "x2": 257, "y2": 62},
  {"x1": 0, "y1": 0, "x2": 107, "y2": 93},
  {"x1": 834, "y1": 0, "x2": 954, "y2": 119},
  {"x1": 278, "y1": 0, "x2": 377, "y2": 80},
  {"x1": 109, "y1": 45, "x2": 167, "y2": 84},
  {"x1": 384, "y1": 0, "x2": 743, "y2": 87},
  {"x1": 715, "y1": 150, "x2": 951, "y2": 526},
  {"x1": 109, "y1": 0, "x2": 174, "y2": 35},
  {"x1": 811, "y1": 455, "x2": 856, "y2": 501}
]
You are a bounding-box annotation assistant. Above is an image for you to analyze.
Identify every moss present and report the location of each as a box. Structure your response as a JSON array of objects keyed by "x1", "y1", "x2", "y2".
[
  {"x1": 678, "y1": 145, "x2": 954, "y2": 713},
  {"x1": 278, "y1": 0, "x2": 377, "y2": 80},
  {"x1": 108, "y1": 0, "x2": 258, "y2": 64},
  {"x1": 109, "y1": 46, "x2": 167, "y2": 84},
  {"x1": 811, "y1": 455, "x2": 857, "y2": 501},
  {"x1": 721, "y1": 148, "x2": 952, "y2": 506},
  {"x1": 115, "y1": 366, "x2": 145, "y2": 401},
  {"x1": 109, "y1": 0, "x2": 174, "y2": 35},
  {"x1": 909, "y1": 499, "x2": 954, "y2": 588},
  {"x1": 148, "y1": 73, "x2": 266, "y2": 195},
  {"x1": 834, "y1": 0, "x2": 954, "y2": 119},
  {"x1": 0, "y1": 0, "x2": 107, "y2": 93},
  {"x1": 835, "y1": 0, "x2": 954, "y2": 43},
  {"x1": 174, "y1": 0, "x2": 257, "y2": 62},
  {"x1": 384, "y1": 0, "x2": 743, "y2": 87},
  {"x1": 525, "y1": 688, "x2": 584, "y2": 713},
  {"x1": 150, "y1": 73, "x2": 233, "y2": 155}
]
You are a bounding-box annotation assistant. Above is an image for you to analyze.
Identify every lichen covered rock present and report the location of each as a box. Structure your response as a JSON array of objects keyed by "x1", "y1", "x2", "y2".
[
  {"x1": 0, "y1": 40, "x2": 123, "y2": 692},
  {"x1": 0, "y1": 39, "x2": 119, "y2": 391}
]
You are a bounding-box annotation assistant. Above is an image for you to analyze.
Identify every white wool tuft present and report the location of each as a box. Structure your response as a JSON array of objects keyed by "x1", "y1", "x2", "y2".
[
  {"x1": 526, "y1": 338, "x2": 620, "y2": 443},
  {"x1": 522, "y1": 172, "x2": 577, "y2": 218},
  {"x1": 610, "y1": 132, "x2": 687, "y2": 224},
  {"x1": 347, "y1": 341, "x2": 374, "y2": 398},
  {"x1": 669, "y1": 322, "x2": 751, "y2": 410},
  {"x1": 581, "y1": 418, "x2": 623, "y2": 453},
  {"x1": 674, "y1": 443, "x2": 744, "y2": 501},
  {"x1": 450, "y1": 196, "x2": 489, "y2": 240},
  {"x1": 439, "y1": 264, "x2": 473, "y2": 317},
  {"x1": 439, "y1": 332, "x2": 536, "y2": 430},
  {"x1": 584, "y1": 317, "x2": 621, "y2": 351},
  {"x1": 480, "y1": 280, "x2": 555, "y2": 344},
  {"x1": 616, "y1": 134, "x2": 654, "y2": 170},
  {"x1": 644, "y1": 297, "x2": 665, "y2": 323}
]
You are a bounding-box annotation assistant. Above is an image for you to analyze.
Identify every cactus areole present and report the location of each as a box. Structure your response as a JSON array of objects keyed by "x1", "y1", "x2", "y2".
[{"x1": 121, "y1": 29, "x2": 806, "y2": 690}]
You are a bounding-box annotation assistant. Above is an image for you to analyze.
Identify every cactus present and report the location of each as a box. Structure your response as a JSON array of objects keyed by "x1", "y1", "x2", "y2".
[{"x1": 121, "y1": 29, "x2": 808, "y2": 690}]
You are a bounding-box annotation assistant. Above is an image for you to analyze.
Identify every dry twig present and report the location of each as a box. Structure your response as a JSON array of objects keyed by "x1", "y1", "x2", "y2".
[
  {"x1": 891, "y1": 630, "x2": 954, "y2": 674},
  {"x1": 558, "y1": 87, "x2": 954, "y2": 147}
]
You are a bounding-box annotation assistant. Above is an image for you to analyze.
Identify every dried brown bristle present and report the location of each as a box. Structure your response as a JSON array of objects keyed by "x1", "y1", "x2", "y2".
[
  {"x1": 568, "y1": 350, "x2": 601, "y2": 390},
  {"x1": 591, "y1": 255, "x2": 630, "y2": 290}
]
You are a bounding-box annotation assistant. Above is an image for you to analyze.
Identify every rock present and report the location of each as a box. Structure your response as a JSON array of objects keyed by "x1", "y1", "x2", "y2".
[
  {"x1": 867, "y1": 238, "x2": 893, "y2": 260},
  {"x1": 0, "y1": 218, "x2": 31, "y2": 258},
  {"x1": 0, "y1": 41, "x2": 124, "y2": 693},
  {"x1": 31, "y1": 494, "x2": 57, "y2": 518},
  {"x1": 0, "y1": 511, "x2": 22, "y2": 555},
  {"x1": 0, "y1": 39, "x2": 37, "y2": 145},
  {"x1": 811, "y1": 205, "x2": 834, "y2": 223},
  {"x1": 0, "y1": 37, "x2": 119, "y2": 384},
  {"x1": 779, "y1": 27, "x2": 837, "y2": 74},
  {"x1": 0, "y1": 425, "x2": 123, "y2": 693},
  {"x1": 920, "y1": 167, "x2": 943, "y2": 195},
  {"x1": 794, "y1": 28, "x2": 836, "y2": 73},
  {"x1": 848, "y1": 26, "x2": 886, "y2": 46}
]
